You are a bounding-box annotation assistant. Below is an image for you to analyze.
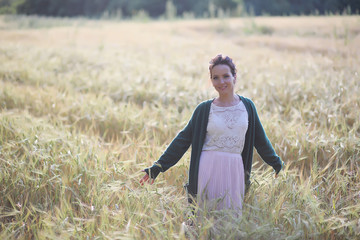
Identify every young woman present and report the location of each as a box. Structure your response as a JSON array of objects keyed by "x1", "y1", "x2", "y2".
[{"x1": 140, "y1": 54, "x2": 284, "y2": 212}]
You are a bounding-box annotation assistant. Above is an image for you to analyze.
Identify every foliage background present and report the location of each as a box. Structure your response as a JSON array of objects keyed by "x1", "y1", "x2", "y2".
[{"x1": 0, "y1": 0, "x2": 360, "y2": 17}]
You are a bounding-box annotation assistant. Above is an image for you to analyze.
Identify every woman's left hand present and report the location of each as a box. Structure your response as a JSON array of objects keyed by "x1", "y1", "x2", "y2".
[{"x1": 275, "y1": 161, "x2": 285, "y2": 178}]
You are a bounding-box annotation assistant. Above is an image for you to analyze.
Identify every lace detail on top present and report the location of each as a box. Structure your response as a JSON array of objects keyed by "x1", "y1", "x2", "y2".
[{"x1": 202, "y1": 101, "x2": 248, "y2": 154}]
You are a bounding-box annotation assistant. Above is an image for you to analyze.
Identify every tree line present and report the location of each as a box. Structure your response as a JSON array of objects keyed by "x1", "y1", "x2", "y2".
[{"x1": 1, "y1": 0, "x2": 359, "y2": 17}]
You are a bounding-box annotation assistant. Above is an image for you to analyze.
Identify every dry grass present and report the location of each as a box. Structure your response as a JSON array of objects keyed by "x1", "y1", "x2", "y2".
[{"x1": 0, "y1": 15, "x2": 360, "y2": 239}]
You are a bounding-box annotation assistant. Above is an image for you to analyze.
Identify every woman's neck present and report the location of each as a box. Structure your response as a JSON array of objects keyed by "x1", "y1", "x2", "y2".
[{"x1": 214, "y1": 93, "x2": 239, "y2": 107}]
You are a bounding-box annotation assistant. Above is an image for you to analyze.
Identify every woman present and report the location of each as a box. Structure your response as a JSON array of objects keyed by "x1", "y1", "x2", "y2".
[{"x1": 140, "y1": 54, "x2": 284, "y2": 212}]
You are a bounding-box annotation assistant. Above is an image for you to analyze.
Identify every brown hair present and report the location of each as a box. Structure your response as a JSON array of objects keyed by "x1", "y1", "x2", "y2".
[{"x1": 209, "y1": 54, "x2": 237, "y2": 78}]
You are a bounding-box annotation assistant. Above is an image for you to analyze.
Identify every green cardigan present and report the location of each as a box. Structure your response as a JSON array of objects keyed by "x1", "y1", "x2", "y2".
[{"x1": 145, "y1": 95, "x2": 283, "y2": 200}]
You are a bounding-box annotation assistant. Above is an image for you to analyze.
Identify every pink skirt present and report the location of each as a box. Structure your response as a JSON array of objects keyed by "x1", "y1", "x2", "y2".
[{"x1": 197, "y1": 150, "x2": 245, "y2": 212}]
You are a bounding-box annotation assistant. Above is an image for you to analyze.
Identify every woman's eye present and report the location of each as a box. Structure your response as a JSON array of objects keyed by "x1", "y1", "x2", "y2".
[{"x1": 213, "y1": 77, "x2": 218, "y2": 80}]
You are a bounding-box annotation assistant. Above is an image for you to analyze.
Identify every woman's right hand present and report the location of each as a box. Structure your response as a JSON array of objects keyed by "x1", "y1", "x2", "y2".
[{"x1": 140, "y1": 170, "x2": 154, "y2": 185}]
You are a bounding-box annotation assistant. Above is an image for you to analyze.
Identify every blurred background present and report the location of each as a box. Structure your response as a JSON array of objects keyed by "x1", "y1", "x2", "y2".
[{"x1": 1, "y1": 0, "x2": 360, "y2": 18}]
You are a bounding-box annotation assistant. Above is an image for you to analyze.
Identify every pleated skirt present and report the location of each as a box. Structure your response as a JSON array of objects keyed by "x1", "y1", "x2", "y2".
[{"x1": 197, "y1": 150, "x2": 245, "y2": 212}]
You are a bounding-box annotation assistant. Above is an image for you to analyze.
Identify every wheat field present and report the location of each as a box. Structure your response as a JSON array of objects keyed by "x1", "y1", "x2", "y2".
[{"x1": 0, "y1": 15, "x2": 359, "y2": 239}]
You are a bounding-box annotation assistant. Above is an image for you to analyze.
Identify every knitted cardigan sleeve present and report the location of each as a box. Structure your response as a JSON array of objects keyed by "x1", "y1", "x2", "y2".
[
  {"x1": 144, "y1": 108, "x2": 194, "y2": 179},
  {"x1": 251, "y1": 100, "x2": 284, "y2": 173}
]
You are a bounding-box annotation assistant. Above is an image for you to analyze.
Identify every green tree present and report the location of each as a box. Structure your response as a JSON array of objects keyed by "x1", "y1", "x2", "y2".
[
  {"x1": 165, "y1": 0, "x2": 176, "y2": 19},
  {"x1": 0, "y1": 0, "x2": 24, "y2": 14},
  {"x1": 11, "y1": 0, "x2": 360, "y2": 17}
]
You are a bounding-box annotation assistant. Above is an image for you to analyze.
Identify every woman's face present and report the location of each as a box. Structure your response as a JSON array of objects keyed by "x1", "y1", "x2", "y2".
[{"x1": 210, "y1": 64, "x2": 236, "y2": 96}]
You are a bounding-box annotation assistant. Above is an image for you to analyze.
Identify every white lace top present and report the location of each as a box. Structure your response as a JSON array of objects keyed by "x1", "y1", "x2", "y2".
[{"x1": 202, "y1": 101, "x2": 249, "y2": 154}]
